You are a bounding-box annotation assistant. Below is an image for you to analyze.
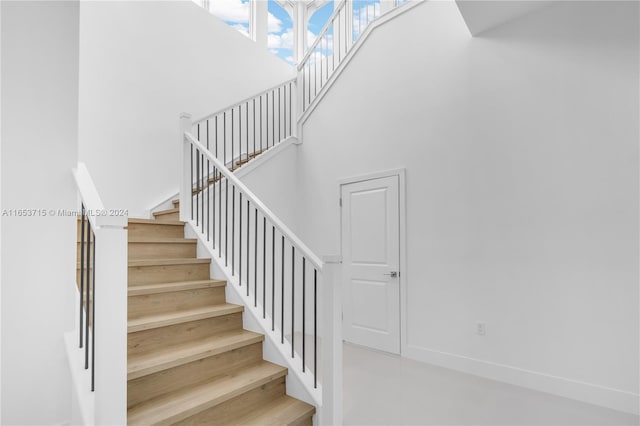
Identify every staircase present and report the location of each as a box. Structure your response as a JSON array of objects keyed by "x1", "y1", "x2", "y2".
[
  {"x1": 125, "y1": 212, "x2": 315, "y2": 425},
  {"x1": 69, "y1": 3, "x2": 420, "y2": 423}
]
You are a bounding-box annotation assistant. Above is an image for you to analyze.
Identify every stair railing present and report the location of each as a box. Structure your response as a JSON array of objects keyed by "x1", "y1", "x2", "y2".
[
  {"x1": 191, "y1": 78, "x2": 296, "y2": 171},
  {"x1": 297, "y1": 0, "x2": 414, "y2": 115},
  {"x1": 72, "y1": 162, "x2": 128, "y2": 425},
  {"x1": 180, "y1": 124, "x2": 342, "y2": 424}
]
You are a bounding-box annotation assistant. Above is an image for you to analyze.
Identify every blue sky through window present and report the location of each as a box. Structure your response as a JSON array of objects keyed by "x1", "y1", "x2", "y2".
[{"x1": 205, "y1": 0, "x2": 343, "y2": 65}]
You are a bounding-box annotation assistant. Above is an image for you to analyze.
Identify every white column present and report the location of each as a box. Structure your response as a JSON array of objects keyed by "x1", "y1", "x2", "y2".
[
  {"x1": 319, "y1": 255, "x2": 343, "y2": 426},
  {"x1": 93, "y1": 220, "x2": 128, "y2": 426},
  {"x1": 250, "y1": 0, "x2": 268, "y2": 49},
  {"x1": 293, "y1": 1, "x2": 308, "y2": 64},
  {"x1": 179, "y1": 113, "x2": 192, "y2": 222}
]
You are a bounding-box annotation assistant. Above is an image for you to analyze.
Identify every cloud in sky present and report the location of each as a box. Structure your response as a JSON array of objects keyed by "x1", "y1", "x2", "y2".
[
  {"x1": 268, "y1": 28, "x2": 294, "y2": 50},
  {"x1": 231, "y1": 23, "x2": 250, "y2": 37},
  {"x1": 353, "y1": 1, "x2": 380, "y2": 35},
  {"x1": 209, "y1": 0, "x2": 283, "y2": 33},
  {"x1": 268, "y1": 28, "x2": 324, "y2": 51},
  {"x1": 200, "y1": 0, "x2": 354, "y2": 64}
]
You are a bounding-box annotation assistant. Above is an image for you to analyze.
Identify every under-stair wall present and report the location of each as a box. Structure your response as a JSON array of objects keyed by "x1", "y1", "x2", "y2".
[{"x1": 295, "y1": 0, "x2": 639, "y2": 415}]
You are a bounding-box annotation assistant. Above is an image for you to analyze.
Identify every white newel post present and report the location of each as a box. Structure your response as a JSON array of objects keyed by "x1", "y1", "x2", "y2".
[
  {"x1": 179, "y1": 113, "x2": 192, "y2": 222},
  {"x1": 94, "y1": 216, "x2": 128, "y2": 426},
  {"x1": 320, "y1": 255, "x2": 343, "y2": 426}
]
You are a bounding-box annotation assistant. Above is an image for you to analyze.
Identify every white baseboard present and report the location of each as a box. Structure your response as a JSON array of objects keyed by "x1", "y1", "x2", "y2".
[{"x1": 404, "y1": 344, "x2": 639, "y2": 416}]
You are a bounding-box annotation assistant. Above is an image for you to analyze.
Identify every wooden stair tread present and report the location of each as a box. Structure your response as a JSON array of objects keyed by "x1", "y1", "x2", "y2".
[
  {"x1": 128, "y1": 330, "x2": 264, "y2": 380},
  {"x1": 233, "y1": 395, "x2": 316, "y2": 425},
  {"x1": 154, "y1": 208, "x2": 179, "y2": 216},
  {"x1": 80, "y1": 257, "x2": 210, "y2": 269},
  {"x1": 128, "y1": 258, "x2": 210, "y2": 267},
  {"x1": 128, "y1": 304, "x2": 243, "y2": 333},
  {"x1": 127, "y1": 361, "x2": 288, "y2": 425},
  {"x1": 128, "y1": 238, "x2": 196, "y2": 244},
  {"x1": 128, "y1": 280, "x2": 225, "y2": 296},
  {"x1": 128, "y1": 218, "x2": 184, "y2": 226}
]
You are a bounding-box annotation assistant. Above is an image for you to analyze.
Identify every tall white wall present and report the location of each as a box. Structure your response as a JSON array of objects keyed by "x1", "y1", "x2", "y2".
[
  {"x1": 297, "y1": 0, "x2": 639, "y2": 413},
  {"x1": 78, "y1": 1, "x2": 294, "y2": 217},
  {"x1": 1, "y1": 2, "x2": 79, "y2": 424}
]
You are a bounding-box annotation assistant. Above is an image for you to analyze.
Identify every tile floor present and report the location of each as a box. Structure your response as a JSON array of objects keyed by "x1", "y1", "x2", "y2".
[{"x1": 343, "y1": 343, "x2": 639, "y2": 426}]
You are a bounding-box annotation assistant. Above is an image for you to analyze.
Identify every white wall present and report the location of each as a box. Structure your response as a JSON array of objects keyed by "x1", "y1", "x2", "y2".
[
  {"x1": 238, "y1": 141, "x2": 299, "y2": 232},
  {"x1": 1, "y1": 1, "x2": 79, "y2": 424},
  {"x1": 78, "y1": 1, "x2": 294, "y2": 217},
  {"x1": 296, "y1": 0, "x2": 639, "y2": 414}
]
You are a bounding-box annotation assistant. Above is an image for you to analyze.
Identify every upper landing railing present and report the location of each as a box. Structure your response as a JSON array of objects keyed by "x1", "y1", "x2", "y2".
[
  {"x1": 298, "y1": 0, "x2": 413, "y2": 114},
  {"x1": 192, "y1": 79, "x2": 296, "y2": 173}
]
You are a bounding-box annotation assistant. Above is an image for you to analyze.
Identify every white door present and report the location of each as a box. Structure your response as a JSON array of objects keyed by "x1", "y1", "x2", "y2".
[{"x1": 341, "y1": 175, "x2": 400, "y2": 354}]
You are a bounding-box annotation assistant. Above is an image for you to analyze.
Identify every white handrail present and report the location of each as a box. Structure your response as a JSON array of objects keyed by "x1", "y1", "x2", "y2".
[
  {"x1": 298, "y1": 0, "x2": 347, "y2": 69},
  {"x1": 192, "y1": 78, "x2": 297, "y2": 125},
  {"x1": 184, "y1": 131, "x2": 324, "y2": 271},
  {"x1": 72, "y1": 162, "x2": 127, "y2": 230}
]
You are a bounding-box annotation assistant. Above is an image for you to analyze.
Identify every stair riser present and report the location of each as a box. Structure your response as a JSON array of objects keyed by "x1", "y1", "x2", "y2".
[
  {"x1": 128, "y1": 313, "x2": 243, "y2": 357},
  {"x1": 127, "y1": 223, "x2": 184, "y2": 239},
  {"x1": 174, "y1": 377, "x2": 286, "y2": 425},
  {"x1": 79, "y1": 221, "x2": 183, "y2": 238},
  {"x1": 129, "y1": 263, "x2": 210, "y2": 285},
  {"x1": 128, "y1": 242, "x2": 196, "y2": 260},
  {"x1": 77, "y1": 241, "x2": 197, "y2": 260},
  {"x1": 127, "y1": 342, "x2": 263, "y2": 408},
  {"x1": 154, "y1": 211, "x2": 180, "y2": 221},
  {"x1": 291, "y1": 415, "x2": 314, "y2": 426},
  {"x1": 128, "y1": 287, "x2": 226, "y2": 319}
]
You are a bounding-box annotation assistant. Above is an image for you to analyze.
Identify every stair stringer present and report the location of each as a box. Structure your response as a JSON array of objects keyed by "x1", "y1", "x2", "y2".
[{"x1": 184, "y1": 222, "x2": 321, "y2": 413}]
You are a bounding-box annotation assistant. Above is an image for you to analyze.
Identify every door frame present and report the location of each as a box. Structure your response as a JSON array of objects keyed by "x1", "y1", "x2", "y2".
[{"x1": 338, "y1": 168, "x2": 407, "y2": 355}]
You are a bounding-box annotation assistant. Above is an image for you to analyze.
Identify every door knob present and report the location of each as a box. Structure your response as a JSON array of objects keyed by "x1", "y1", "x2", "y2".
[{"x1": 384, "y1": 271, "x2": 399, "y2": 278}]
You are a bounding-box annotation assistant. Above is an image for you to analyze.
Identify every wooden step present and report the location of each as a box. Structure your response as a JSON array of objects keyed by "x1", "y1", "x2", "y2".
[
  {"x1": 128, "y1": 313, "x2": 243, "y2": 357},
  {"x1": 128, "y1": 329, "x2": 264, "y2": 380},
  {"x1": 234, "y1": 149, "x2": 265, "y2": 167},
  {"x1": 153, "y1": 208, "x2": 179, "y2": 221},
  {"x1": 127, "y1": 218, "x2": 184, "y2": 239},
  {"x1": 128, "y1": 279, "x2": 225, "y2": 296},
  {"x1": 128, "y1": 304, "x2": 244, "y2": 333},
  {"x1": 214, "y1": 394, "x2": 315, "y2": 426},
  {"x1": 128, "y1": 285, "x2": 227, "y2": 319},
  {"x1": 174, "y1": 375, "x2": 286, "y2": 425},
  {"x1": 128, "y1": 238, "x2": 197, "y2": 260},
  {"x1": 128, "y1": 258, "x2": 211, "y2": 285},
  {"x1": 127, "y1": 361, "x2": 288, "y2": 426},
  {"x1": 78, "y1": 238, "x2": 197, "y2": 259},
  {"x1": 128, "y1": 340, "x2": 264, "y2": 409},
  {"x1": 172, "y1": 199, "x2": 180, "y2": 207}
]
